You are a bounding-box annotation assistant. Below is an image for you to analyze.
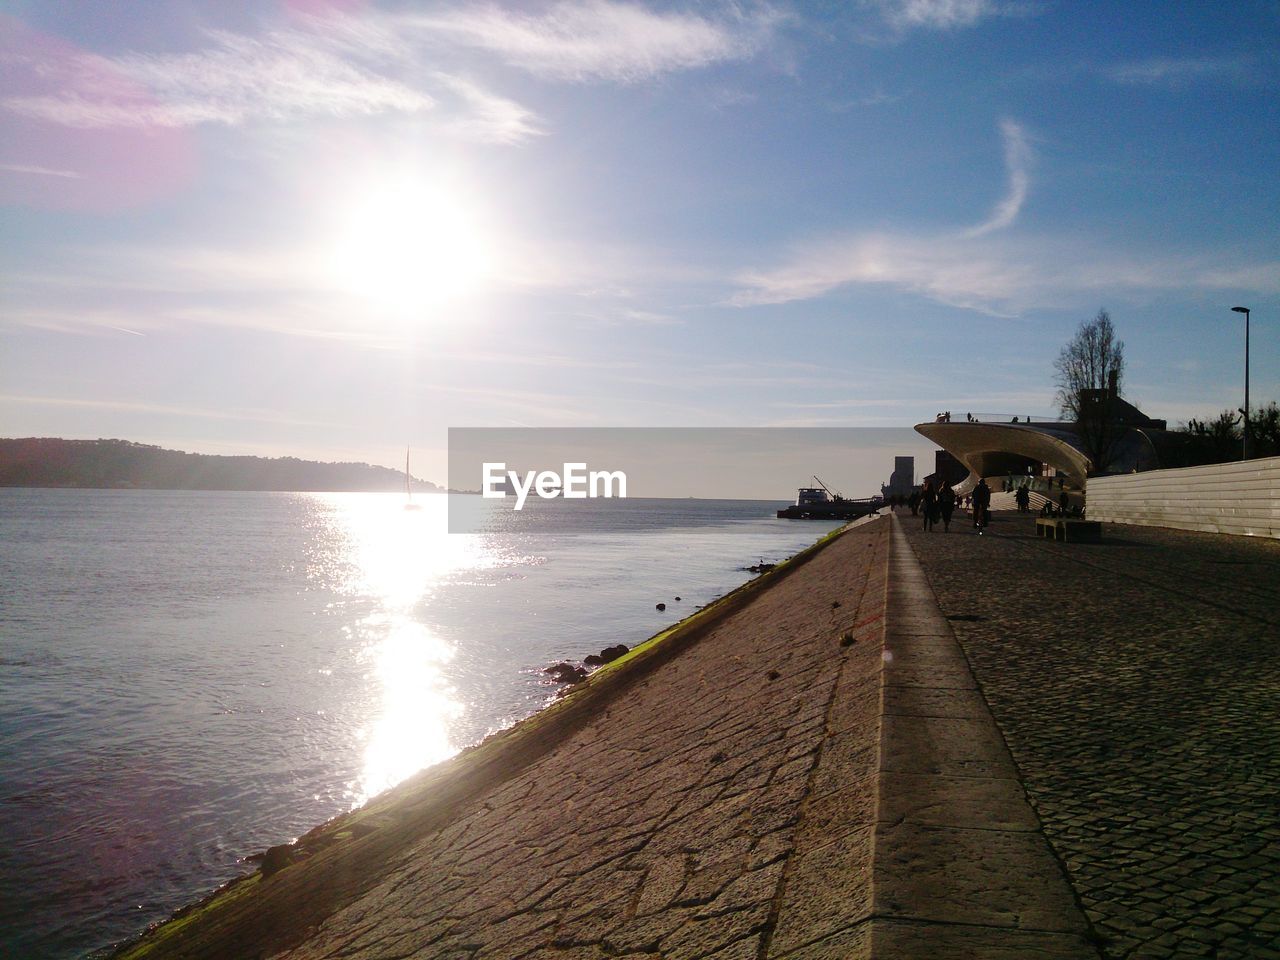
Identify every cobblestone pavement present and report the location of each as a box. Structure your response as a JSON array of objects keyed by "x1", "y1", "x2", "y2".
[
  {"x1": 899, "y1": 510, "x2": 1280, "y2": 960},
  {"x1": 272, "y1": 520, "x2": 892, "y2": 959}
]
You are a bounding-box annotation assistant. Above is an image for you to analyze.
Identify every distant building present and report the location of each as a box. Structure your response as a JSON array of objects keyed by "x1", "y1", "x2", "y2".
[
  {"x1": 924, "y1": 450, "x2": 967, "y2": 489},
  {"x1": 881, "y1": 456, "x2": 918, "y2": 499}
]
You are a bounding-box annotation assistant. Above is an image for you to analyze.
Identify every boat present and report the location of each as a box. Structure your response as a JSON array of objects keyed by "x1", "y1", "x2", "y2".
[
  {"x1": 404, "y1": 447, "x2": 422, "y2": 511},
  {"x1": 777, "y1": 476, "x2": 882, "y2": 520}
]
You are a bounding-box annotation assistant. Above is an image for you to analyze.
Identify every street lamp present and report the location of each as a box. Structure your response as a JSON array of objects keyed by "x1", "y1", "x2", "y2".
[{"x1": 1232, "y1": 306, "x2": 1251, "y2": 460}]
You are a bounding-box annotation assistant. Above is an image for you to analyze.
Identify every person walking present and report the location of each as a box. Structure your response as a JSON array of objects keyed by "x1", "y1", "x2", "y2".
[
  {"x1": 972, "y1": 477, "x2": 991, "y2": 534},
  {"x1": 1015, "y1": 485, "x2": 1030, "y2": 513},
  {"x1": 939, "y1": 481, "x2": 956, "y2": 532},
  {"x1": 921, "y1": 480, "x2": 938, "y2": 531}
]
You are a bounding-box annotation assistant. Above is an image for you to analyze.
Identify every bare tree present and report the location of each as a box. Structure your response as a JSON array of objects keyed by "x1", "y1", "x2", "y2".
[
  {"x1": 1252, "y1": 401, "x2": 1280, "y2": 458},
  {"x1": 1185, "y1": 401, "x2": 1280, "y2": 461},
  {"x1": 1182, "y1": 410, "x2": 1242, "y2": 463},
  {"x1": 1054, "y1": 310, "x2": 1126, "y2": 473}
]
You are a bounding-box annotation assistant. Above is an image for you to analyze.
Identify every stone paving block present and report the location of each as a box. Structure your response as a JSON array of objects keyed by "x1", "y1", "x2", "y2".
[
  {"x1": 880, "y1": 714, "x2": 1017, "y2": 779},
  {"x1": 872, "y1": 820, "x2": 1088, "y2": 934},
  {"x1": 868, "y1": 919, "x2": 1101, "y2": 959},
  {"x1": 826, "y1": 674, "x2": 881, "y2": 735},
  {"x1": 806, "y1": 723, "x2": 879, "y2": 799},
  {"x1": 881, "y1": 659, "x2": 977, "y2": 689},
  {"x1": 881, "y1": 684, "x2": 985, "y2": 717},
  {"x1": 658, "y1": 900, "x2": 772, "y2": 957},
  {"x1": 882, "y1": 616, "x2": 953, "y2": 636},
  {"x1": 883, "y1": 633, "x2": 971, "y2": 664},
  {"x1": 877, "y1": 772, "x2": 1040, "y2": 832},
  {"x1": 634, "y1": 854, "x2": 687, "y2": 916},
  {"x1": 770, "y1": 918, "x2": 871, "y2": 958},
  {"x1": 793, "y1": 768, "x2": 878, "y2": 846},
  {"x1": 767, "y1": 825, "x2": 875, "y2": 954},
  {"x1": 703, "y1": 934, "x2": 765, "y2": 959},
  {"x1": 507, "y1": 947, "x2": 610, "y2": 960},
  {"x1": 599, "y1": 909, "x2": 688, "y2": 953}
]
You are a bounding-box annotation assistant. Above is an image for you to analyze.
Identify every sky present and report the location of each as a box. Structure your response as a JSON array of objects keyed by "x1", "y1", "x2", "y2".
[{"x1": 2, "y1": 0, "x2": 1278, "y2": 494}]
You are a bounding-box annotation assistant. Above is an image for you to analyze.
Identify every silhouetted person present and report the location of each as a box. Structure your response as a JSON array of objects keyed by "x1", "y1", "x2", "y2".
[
  {"x1": 921, "y1": 480, "x2": 938, "y2": 531},
  {"x1": 1059, "y1": 490, "x2": 1069, "y2": 515},
  {"x1": 1015, "y1": 485, "x2": 1030, "y2": 513},
  {"x1": 973, "y1": 478, "x2": 991, "y2": 534},
  {"x1": 908, "y1": 490, "x2": 920, "y2": 516},
  {"x1": 939, "y1": 482, "x2": 956, "y2": 532}
]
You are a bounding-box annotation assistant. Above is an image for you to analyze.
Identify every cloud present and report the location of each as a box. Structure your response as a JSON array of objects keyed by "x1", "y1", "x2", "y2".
[
  {"x1": 0, "y1": 163, "x2": 83, "y2": 178},
  {"x1": 867, "y1": 0, "x2": 1011, "y2": 31},
  {"x1": 572, "y1": 307, "x2": 684, "y2": 328},
  {"x1": 428, "y1": 73, "x2": 543, "y2": 144},
  {"x1": 404, "y1": 0, "x2": 784, "y2": 83},
  {"x1": 2, "y1": 23, "x2": 433, "y2": 130},
  {"x1": 964, "y1": 118, "x2": 1030, "y2": 237},
  {"x1": 2, "y1": 3, "x2": 778, "y2": 142},
  {"x1": 0, "y1": 393, "x2": 333, "y2": 427},
  {"x1": 733, "y1": 229, "x2": 1280, "y2": 315},
  {"x1": 120, "y1": 28, "x2": 433, "y2": 125},
  {"x1": 0, "y1": 11, "x2": 535, "y2": 144},
  {"x1": 733, "y1": 230, "x2": 1037, "y2": 313},
  {"x1": 1102, "y1": 55, "x2": 1253, "y2": 88}
]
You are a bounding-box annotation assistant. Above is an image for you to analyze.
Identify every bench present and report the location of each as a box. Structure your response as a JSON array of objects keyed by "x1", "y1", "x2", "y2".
[{"x1": 1036, "y1": 517, "x2": 1101, "y2": 542}]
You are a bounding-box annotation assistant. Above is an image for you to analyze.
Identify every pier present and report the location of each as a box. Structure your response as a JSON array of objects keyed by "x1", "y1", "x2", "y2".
[{"x1": 119, "y1": 511, "x2": 1280, "y2": 959}]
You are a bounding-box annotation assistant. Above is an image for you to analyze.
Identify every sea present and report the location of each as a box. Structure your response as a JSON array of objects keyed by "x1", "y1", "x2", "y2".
[{"x1": 0, "y1": 489, "x2": 842, "y2": 959}]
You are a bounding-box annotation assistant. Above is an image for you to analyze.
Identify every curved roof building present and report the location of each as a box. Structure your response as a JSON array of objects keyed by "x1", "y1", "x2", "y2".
[
  {"x1": 915, "y1": 397, "x2": 1205, "y2": 494},
  {"x1": 915, "y1": 419, "x2": 1091, "y2": 493}
]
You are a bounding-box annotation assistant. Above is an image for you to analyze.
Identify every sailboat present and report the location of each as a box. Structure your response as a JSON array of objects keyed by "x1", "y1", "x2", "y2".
[{"x1": 404, "y1": 447, "x2": 422, "y2": 511}]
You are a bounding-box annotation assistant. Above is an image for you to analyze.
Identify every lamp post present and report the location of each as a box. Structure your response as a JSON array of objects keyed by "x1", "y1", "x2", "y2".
[{"x1": 1231, "y1": 306, "x2": 1251, "y2": 460}]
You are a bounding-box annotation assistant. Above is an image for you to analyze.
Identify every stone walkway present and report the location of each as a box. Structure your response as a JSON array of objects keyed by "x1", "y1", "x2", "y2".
[
  {"x1": 899, "y1": 508, "x2": 1280, "y2": 960},
  {"x1": 275, "y1": 518, "x2": 892, "y2": 960},
  {"x1": 869, "y1": 516, "x2": 1094, "y2": 958}
]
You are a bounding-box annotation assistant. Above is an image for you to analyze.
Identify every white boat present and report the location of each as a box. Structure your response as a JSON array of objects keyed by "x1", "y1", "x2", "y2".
[
  {"x1": 404, "y1": 448, "x2": 422, "y2": 511},
  {"x1": 777, "y1": 476, "x2": 882, "y2": 520}
]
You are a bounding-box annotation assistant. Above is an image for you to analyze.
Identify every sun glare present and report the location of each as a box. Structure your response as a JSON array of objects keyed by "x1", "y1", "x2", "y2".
[{"x1": 329, "y1": 177, "x2": 493, "y2": 313}]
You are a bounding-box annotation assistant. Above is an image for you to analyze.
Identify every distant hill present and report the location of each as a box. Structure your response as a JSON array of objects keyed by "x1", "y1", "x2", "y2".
[{"x1": 0, "y1": 438, "x2": 445, "y2": 493}]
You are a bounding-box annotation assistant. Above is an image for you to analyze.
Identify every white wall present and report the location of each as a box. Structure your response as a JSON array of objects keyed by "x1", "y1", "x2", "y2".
[{"x1": 1087, "y1": 457, "x2": 1280, "y2": 538}]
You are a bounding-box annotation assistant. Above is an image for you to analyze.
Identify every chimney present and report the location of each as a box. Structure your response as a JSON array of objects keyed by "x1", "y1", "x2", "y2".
[{"x1": 1108, "y1": 368, "x2": 1118, "y2": 399}]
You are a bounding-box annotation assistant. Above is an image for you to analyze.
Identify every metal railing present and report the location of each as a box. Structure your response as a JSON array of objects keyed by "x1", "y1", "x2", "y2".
[{"x1": 928, "y1": 412, "x2": 1066, "y2": 425}]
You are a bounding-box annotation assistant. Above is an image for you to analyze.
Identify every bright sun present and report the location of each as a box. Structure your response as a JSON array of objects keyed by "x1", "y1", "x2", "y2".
[{"x1": 329, "y1": 177, "x2": 492, "y2": 313}]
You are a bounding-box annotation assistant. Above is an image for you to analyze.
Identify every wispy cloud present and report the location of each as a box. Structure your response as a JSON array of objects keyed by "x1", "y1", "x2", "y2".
[
  {"x1": 573, "y1": 307, "x2": 684, "y2": 328},
  {"x1": 964, "y1": 118, "x2": 1030, "y2": 237},
  {"x1": 1102, "y1": 54, "x2": 1254, "y2": 88},
  {"x1": 867, "y1": 0, "x2": 1014, "y2": 31},
  {"x1": 733, "y1": 231, "x2": 1031, "y2": 313},
  {"x1": 734, "y1": 230, "x2": 1280, "y2": 315},
  {"x1": 2, "y1": 3, "x2": 778, "y2": 143},
  {"x1": 428, "y1": 72, "x2": 543, "y2": 143},
  {"x1": 2, "y1": 24, "x2": 433, "y2": 130},
  {"x1": 0, "y1": 393, "x2": 333, "y2": 427},
  {"x1": 0, "y1": 163, "x2": 83, "y2": 178},
  {"x1": 405, "y1": 1, "x2": 784, "y2": 83}
]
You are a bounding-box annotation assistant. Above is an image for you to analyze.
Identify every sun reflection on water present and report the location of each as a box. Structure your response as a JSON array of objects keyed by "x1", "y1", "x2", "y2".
[{"x1": 305, "y1": 494, "x2": 499, "y2": 805}]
